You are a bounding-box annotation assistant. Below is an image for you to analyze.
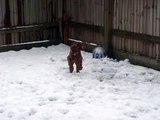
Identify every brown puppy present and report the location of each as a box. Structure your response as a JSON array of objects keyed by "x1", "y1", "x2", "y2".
[{"x1": 67, "y1": 42, "x2": 84, "y2": 73}]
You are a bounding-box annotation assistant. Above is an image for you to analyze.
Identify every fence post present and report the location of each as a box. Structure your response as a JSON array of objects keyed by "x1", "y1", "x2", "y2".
[{"x1": 104, "y1": 0, "x2": 114, "y2": 57}]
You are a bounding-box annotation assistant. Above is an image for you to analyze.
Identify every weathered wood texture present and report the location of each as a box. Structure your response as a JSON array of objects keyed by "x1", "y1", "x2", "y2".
[
  {"x1": 0, "y1": 0, "x2": 61, "y2": 47},
  {"x1": 66, "y1": 0, "x2": 160, "y2": 60},
  {"x1": 66, "y1": 0, "x2": 105, "y2": 46},
  {"x1": 112, "y1": 0, "x2": 160, "y2": 61},
  {"x1": 65, "y1": 0, "x2": 160, "y2": 70}
]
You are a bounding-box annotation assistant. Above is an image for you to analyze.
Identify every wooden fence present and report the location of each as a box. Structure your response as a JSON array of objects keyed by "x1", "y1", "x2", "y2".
[
  {"x1": 0, "y1": 0, "x2": 160, "y2": 70},
  {"x1": 112, "y1": 0, "x2": 160, "y2": 70},
  {"x1": 0, "y1": 0, "x2": 63, "y2": 51},
  {"x1": 65, "y1": 0, "x2": 160, "y2": 70}
]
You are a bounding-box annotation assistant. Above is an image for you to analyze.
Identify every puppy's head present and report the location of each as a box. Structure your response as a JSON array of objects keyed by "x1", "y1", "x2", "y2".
[{"x1": 70, "y1": 42, "x2": 81, "y2": 53}]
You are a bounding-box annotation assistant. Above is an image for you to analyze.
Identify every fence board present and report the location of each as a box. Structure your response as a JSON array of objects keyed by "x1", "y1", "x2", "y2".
[{"x1": 0, "y1": 0, "x2": 4, "y2": 45}]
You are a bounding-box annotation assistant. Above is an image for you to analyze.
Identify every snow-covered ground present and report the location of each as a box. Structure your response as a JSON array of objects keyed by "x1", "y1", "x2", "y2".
[{"x1": 0, "y1": 44, "x2": 160, "y2": 120}]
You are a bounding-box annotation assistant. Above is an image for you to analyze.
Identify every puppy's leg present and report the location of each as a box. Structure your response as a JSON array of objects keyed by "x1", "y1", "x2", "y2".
[
  {"x1": 79, "y1": 60, "x2": 83, "y2": 70},
  {"x1": 67, "y1": 56, "x2": 74, "y2": 73},
  {"x1": 76, "y1": 59, "x2": 82, "y2": 73},
  {"x1": 78, "y1": 57, "x2": 83, "y2": 71},
  {"x1": 76, "y1": 62, "x2": 79, "y2": 73},
  {"x1": 70, "y1": 64, "x2": 74, "y2": 73}
]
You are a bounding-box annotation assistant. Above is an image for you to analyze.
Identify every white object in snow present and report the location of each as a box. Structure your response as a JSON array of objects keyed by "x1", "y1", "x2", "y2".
[{"x1": 92, "y1": 47, "x2": 106, "y2": 59}]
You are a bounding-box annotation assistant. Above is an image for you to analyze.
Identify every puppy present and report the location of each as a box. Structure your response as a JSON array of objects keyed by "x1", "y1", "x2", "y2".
[{"x1": 67, "y1": 42, "x2": 84, "y2": 73}]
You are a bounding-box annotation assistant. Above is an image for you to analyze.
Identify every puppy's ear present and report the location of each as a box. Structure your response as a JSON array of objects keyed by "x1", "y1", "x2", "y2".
[
  {"x1": 80, "y1": 42, "x2": 85, "y2": 50},
  {"x1": 70, "y1": 42, "x2": 76, "y2": 48},
  {"x1": 71, "y1": 42, "x2": 78, "y2": 45}
]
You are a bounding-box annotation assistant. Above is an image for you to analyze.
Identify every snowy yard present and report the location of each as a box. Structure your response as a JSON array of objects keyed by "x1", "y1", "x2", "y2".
[{"x1": 0, "y1": 44, "x2": 160, "y2": 120}]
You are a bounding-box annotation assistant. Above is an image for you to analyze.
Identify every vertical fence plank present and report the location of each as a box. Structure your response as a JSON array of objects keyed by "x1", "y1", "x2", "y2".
[
  {"x1": 15, "y1": 0, "x2": 19, "y2": 44},
  {"x1": 0, "y1": 0, "x2": 4, "y2": 45},
  {"x1": 121, "y1": 0, "x2": 125, "y2": 51},
  {"x1": 0, "y1": 0, "x2": 2, "y2": 46},
  {"x1": 127, "y1": 0, "x2": 131, "y2": 52},
  {"x1": 130, "y1": 0, "x2": 133, "y2": 53},
  {"x1": 124, "y1": 0, "x2": 128, "y2": 51},
  {"x1": 0, "y1": 0, "x2": 3, "y2": 45},
  {"x1": 156, "y1": 0, "x2": 160, "y2": 60},
  {"x1": 152, "y1": 0, "x2": 156, "y2": 58},
  {"x1": 116, "y1": 0, "x2": 120, "y2": 50},
  {"x1": 148, "y1": 0, "x2": 153, "y2": 57},
  {"x1": 139, "y1": 0, "x2": 143, "y2": 55},
  {"x1": 4, "y1": 0, "x2": 11, "y2": 45},
  {"x1": 153, "y1": 0, "x2": 156, "y2": 36},
  {"x1": 101, "y1": 0, "x2": 104, "y2": 26},
  {"x1": 156, "y1": 0, "x2": 160, "y2": 37},
  {"x1": 143, "y1": 0, "x2": 147, "y2": 34},
  {"x1": 137, "y1": 0, "x2": 140, "y2": 54},
  {"x1": 113, "y1": 0, "x2": 117, "y2": 29}
]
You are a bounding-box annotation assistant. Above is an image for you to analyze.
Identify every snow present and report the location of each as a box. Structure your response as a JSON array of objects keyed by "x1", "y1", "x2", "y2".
[{"x1": 0, "y1": 43, "x2": 160, "y2": 120}]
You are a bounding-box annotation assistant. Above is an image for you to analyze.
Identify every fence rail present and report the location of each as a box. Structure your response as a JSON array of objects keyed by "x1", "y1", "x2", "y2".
[{"x1": 0, "y1": 23, "x2": 58, "y2": 33}]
